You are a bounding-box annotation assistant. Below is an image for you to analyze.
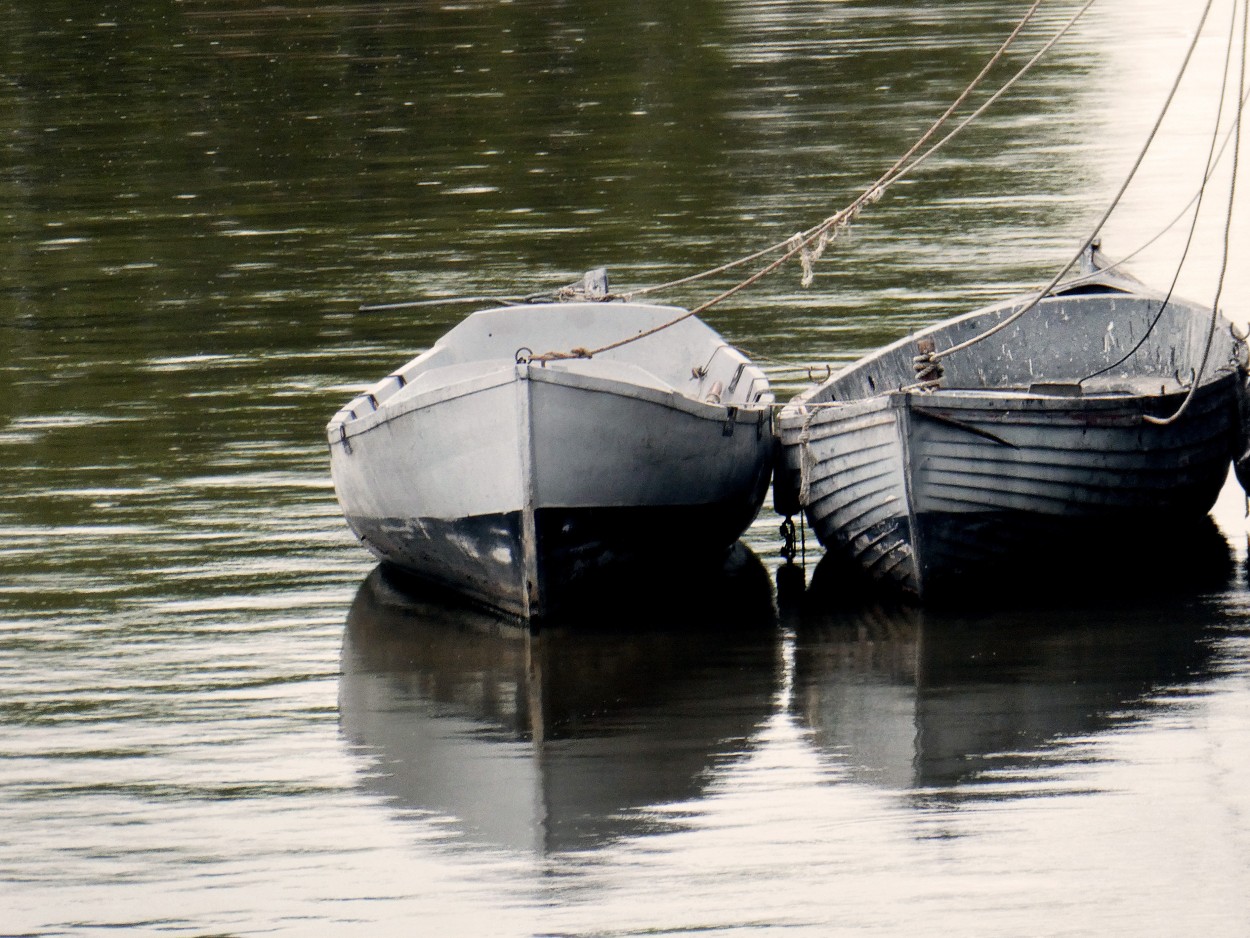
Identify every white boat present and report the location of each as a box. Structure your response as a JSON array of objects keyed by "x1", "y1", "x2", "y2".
[
  {"x1": 774, "y1": 248, "x2": 1248, "y2": 600},
  {"x1": 328, "y1": 298, "x2": 774, "y2": 621}
]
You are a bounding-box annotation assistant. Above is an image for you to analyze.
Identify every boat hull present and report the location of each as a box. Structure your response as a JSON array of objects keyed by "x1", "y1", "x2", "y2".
[
  {"x1": 778, "y1": 374, "x2": 1241, "y2": 599},
  {"x1": 332, "y1": 361, "x2": 773, "y2": 619}
]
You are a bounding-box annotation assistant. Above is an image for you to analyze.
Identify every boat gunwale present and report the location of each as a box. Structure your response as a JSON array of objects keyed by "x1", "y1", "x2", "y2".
[
  {"x1": 781, "y1": 272, "x2": 1237, "y2": 417},
  {"x1": 330, "y1": 358, "x2": 775, "y2": 444},
  {"x1": 780, "y1": 362, "x2": 1241, "y2": 427},
  {"x1": 329, "y1": 301, "x2": 774, "y2": 444}
]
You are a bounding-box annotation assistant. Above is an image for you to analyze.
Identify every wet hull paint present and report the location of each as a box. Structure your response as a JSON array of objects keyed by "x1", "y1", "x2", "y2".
[{"x1": 347, "y1": 501, "x2": 768, "y2": 620}]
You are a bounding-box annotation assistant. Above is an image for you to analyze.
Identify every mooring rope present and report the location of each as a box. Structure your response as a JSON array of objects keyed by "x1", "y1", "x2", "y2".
[
  {"x1": 360, "y1": 295, "x2": 521, "y2": 312},
  {"x1": 1071, "y1": 79, "x2": 1249, "y2": 284},
  {"x1": 619, "y1": 0, "x2": 1048, "y2": 303},
  {"x1": 1143, "y1": 0, "x2": 1247, "y2": 427},
  {"x1": 753, "y1": 72, "x2": 1250, "y2": 389},
  {"x1": 531, "y1": 0, "x2": 1083, "y2": 363},
  {"x1": 774, "y1": 45, "x2": 1250, "y2": 383},
  {"x1": 1081, "y1": 0, "x2": 1243, "y2": 387},
  {"x1": 865, "y1": 0, "x2": 1099, "y2": 198},
  {"x1": 923, "y1": 0, "x2": 1221, "y2": 370}
]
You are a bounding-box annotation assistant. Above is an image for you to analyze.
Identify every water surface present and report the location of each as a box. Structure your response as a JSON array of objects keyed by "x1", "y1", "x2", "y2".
[{"x1": 2, "y1": 1, "x2": 1249, "y2": 935}]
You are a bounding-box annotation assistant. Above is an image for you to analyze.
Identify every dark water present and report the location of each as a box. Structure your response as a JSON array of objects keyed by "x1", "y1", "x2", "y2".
[{"x1": 3, "y1": 2, "x2": 1249, "y2": 935}]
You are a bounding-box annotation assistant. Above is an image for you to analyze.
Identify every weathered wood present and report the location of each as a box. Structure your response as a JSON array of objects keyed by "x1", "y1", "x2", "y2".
[{"x1": 776, "y1": 252, "x2": 1248, "y2": 600}]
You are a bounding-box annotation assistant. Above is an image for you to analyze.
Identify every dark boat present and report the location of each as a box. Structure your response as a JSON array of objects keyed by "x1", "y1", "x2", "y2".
[{"x1": 774, "y1": 246, "x2": 1247, "y2": 600}]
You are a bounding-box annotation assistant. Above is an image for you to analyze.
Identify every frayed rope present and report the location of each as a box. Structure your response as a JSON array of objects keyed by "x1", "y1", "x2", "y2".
[{"x1": 793, "y1": 190, "x2": 882, "y2": 287}]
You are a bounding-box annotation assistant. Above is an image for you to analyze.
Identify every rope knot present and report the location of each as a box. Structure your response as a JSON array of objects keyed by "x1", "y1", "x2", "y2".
[
  {"x1": 532, "y1": 347, "x2": 593, "y2": 364},
  {"x1": 912, "y1": 337, "x2": 943, "y2": 391}
]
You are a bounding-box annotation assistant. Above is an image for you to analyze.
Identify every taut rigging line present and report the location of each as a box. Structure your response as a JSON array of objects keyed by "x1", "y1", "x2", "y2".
[{"x1": 538, "y1": 0, "x2": 1099, "y2": 362}]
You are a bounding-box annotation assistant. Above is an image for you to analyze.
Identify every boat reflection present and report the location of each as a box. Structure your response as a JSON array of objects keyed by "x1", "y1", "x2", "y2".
[
  {"x1": 338, "y1": 544, "x2": 780, "y2": 854},
  {"x1": 785, "y1": 517, "x2": 1235, "y2": 799}
]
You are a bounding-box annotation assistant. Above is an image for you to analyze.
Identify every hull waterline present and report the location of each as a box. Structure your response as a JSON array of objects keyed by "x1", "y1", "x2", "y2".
[
  {"x1": 776, "y1": 256, "x2": 1247, "y2": 600},
  {"x1": 329, "y1": 302, "x2": 774, "y2": 620}
]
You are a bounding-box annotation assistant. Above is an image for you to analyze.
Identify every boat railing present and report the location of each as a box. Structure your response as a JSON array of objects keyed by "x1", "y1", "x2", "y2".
[{"x1": 694, "y1": 343, "x2": 772, "y2": 406}]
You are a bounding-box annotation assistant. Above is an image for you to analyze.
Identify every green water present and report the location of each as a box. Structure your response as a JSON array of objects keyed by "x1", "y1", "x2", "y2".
[{"x1": 2, "y1": 2, "x2": 1249, "y2": 935}]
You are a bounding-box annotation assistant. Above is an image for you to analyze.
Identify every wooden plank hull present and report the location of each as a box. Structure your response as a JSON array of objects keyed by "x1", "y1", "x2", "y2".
[
  {"x1": 779, "y1": 376, "x2": 1240, "y2": 598},
  {"x1": 776, "y1": 257, "x2": 1247, "y2": 600}
]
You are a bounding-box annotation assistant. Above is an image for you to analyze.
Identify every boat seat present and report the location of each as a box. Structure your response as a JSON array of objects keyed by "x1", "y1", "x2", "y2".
[{"x1": 1059, "y1": 375, "x2": 1191, "y2": 396}]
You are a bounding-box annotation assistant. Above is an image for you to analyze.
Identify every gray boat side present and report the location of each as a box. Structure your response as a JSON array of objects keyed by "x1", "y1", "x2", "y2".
[{"x1": 776, "y1": 265, "x2": 1248, "y2": 600}]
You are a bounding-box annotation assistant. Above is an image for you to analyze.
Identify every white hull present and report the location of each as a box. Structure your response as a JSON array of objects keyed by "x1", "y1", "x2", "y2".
[{"x1": 329, "y1": 303, "x2": 774, "y2": 620}]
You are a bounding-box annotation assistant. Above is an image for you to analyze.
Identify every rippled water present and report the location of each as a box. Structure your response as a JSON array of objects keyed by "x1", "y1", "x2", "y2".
[{"x1": 3, "y1": 1, "x2": 1249, "y2": 935}]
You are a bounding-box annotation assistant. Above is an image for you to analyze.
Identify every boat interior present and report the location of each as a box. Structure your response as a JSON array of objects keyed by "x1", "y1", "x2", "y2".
[
  {"x1": 329, "y1": 302, "x2": 773, "y2": 439},
  {"x1": 810, "y1": 284, "x2": 1240, "y2": 404}
]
